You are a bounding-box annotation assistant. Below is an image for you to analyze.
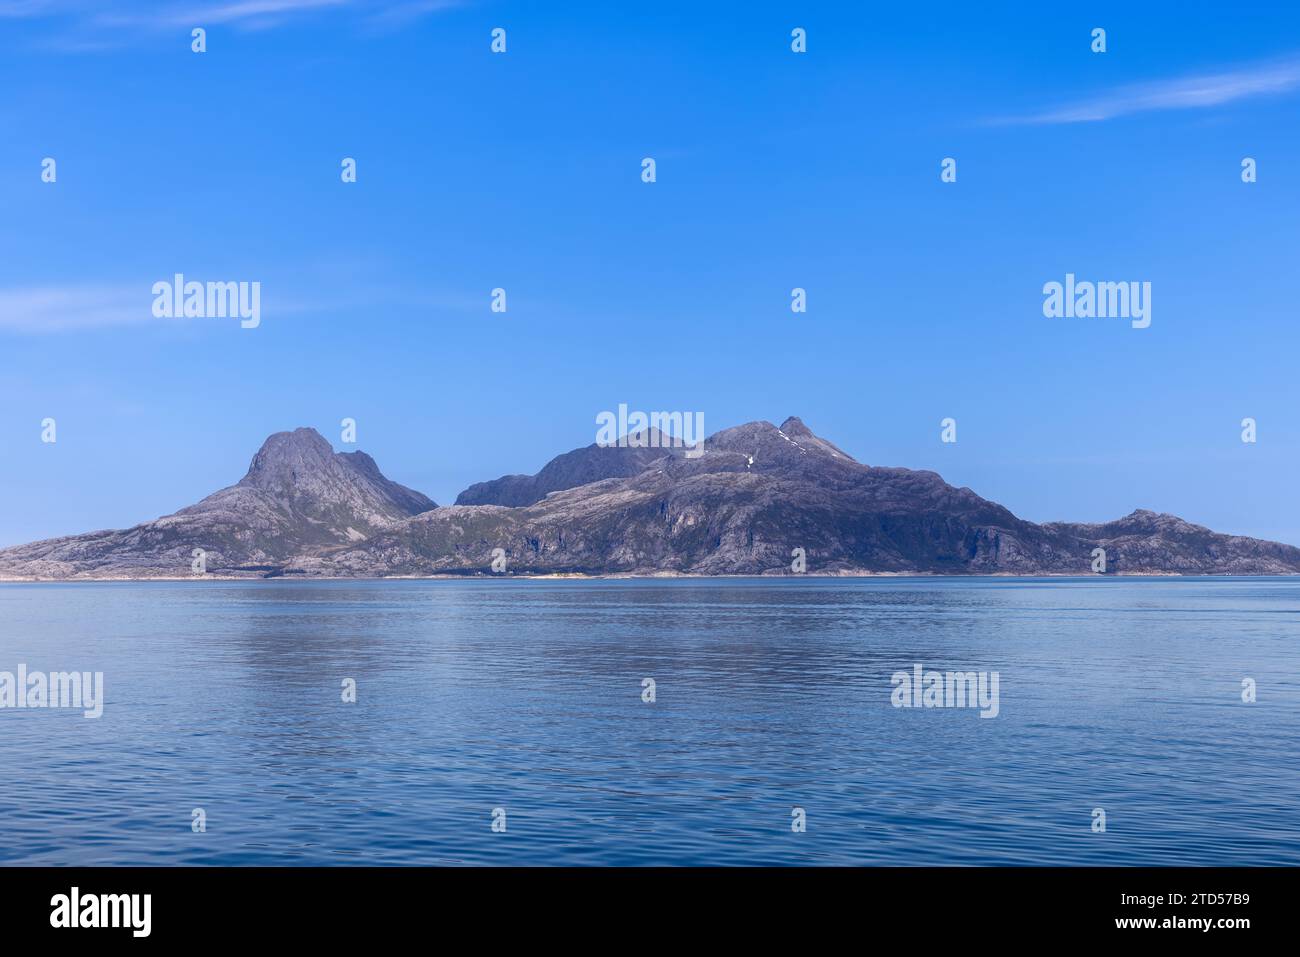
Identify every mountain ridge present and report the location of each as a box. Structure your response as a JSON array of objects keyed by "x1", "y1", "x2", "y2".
[{"x1": 2, "y1": 418, "x2": 1296, "y2": 580}]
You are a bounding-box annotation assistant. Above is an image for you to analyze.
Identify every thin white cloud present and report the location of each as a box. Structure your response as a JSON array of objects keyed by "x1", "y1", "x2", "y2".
[
  {"x1": 0, "y1": 279, "x2": 480, "y2": 333},
  {"x1": 2, "y1": 0, "x2": 461, "y2": 40},
  {"x1": 111, "y1": 0, "x2": 352, "y2": 28},
  {"x1": 995, "y1": 56, "x2": 1300, "y2": 125},
  {"x1": 0, "y1": 285, "x2": 153, "y2": 333}
]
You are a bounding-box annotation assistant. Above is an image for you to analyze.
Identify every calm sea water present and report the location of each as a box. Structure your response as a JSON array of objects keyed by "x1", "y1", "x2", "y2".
[{"x1": 1, "y1": 577, "x2": 1297, "y2": 866}]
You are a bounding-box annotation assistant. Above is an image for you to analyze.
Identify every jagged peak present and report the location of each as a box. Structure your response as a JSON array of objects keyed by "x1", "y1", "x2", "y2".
[
  {"x1": 1119, "y1": 509, "x2": 1184, "y2": 525},
  {"x1": 455, "y1": 427, "x2": 679, "y2": 507},
  {"x1": 338, "y1": 449, "x2": 382, "y2": 477},
  {"x1": 778, "y1": 416, "x2": 813, "y2": 437},
  {"x1": 242, "y1": 428, "x2": 336, "y2": 483},
  {"x1": 236, "y1": 429, "x2": 434, "y2": 512},
  {"x1": 251, "y1": 427, "x2": 332, "y2": 457},
  {"x1": 596, "y1": 425, "x2": 674, "y2": 450},
  {"x1": 707, "y1": 416, "x2": 859, "y2": 465}
]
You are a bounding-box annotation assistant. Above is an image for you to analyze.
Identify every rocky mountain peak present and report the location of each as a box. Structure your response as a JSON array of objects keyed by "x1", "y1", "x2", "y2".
[
  {"x1": 231, "y1": 426, "x2": 435, "y2": 528},
  {"x1": 778, "y1": 416, "x2": 813, "y2": 437},
  {"x1": 455, "y1": 429, "x2": 683, "y2": 507},
  {"x1": 241, "y1": 427, "x2": 338, "y2": 491},
  {"x1": 337, "y1": 449, "x2": 383, "y2": 479},
  {"x1": 1113, "y1": 509, "x2": 1196, "y2": 533},
  {"x1": 706, "y1": 417, "x2": 859, "y2": 468}
]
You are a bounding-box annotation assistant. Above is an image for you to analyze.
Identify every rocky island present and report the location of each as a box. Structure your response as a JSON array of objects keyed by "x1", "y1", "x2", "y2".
[{"x1": 2, "y1": 417, "x2": 1297, "y2": 579}]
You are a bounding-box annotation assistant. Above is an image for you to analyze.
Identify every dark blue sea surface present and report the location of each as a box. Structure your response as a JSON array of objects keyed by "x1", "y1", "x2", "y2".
[{"x1": 1, "y1": 577, "x2": 1297, "y2": 865}]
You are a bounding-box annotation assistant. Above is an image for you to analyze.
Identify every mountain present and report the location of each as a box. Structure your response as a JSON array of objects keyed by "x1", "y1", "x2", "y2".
[
  {"x1": 288, "y1": 415, "x2": 1300, "y2": 578},
  {"x1": 2, "y1": 417, "x2": 1297, "y2": 580},
  {"x1": 455, "y1": 428, "x2": 682, "y2": 507},
  {"x1": 0, "y1": 428, "x2": 434, "y2": 579}
]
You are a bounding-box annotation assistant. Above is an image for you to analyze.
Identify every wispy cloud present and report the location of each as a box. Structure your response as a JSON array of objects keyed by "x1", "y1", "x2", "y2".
[
  {"x1": 118, "y1": 0, "x2": 354, "y2": 28},
  {"x1": 994, "y1": 56, "x2": 1300, "y2": 125},
  {"x1": 0, "y1": 285, "x2": 152, "y2": 333},
  {"x1": 0, "y1": 278, "x2": 480, "y2": 334},
  {"x1": 1, "y1": 0, "x2": 461, "y2": 45}
]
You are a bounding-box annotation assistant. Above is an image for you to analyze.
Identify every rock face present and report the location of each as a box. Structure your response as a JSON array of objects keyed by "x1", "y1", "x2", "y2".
[
  {"x1": 2, "y1": 417, "x2": 1298, "y2": 579},
  {"x1": 0, "y1": 428, "x2": 434, "y2": 579}
]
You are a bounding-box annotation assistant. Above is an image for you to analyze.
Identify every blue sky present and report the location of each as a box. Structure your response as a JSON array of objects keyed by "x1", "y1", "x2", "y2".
[{"x1": 2, "y1": 1, "x2": 1299, "y2": 546}]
